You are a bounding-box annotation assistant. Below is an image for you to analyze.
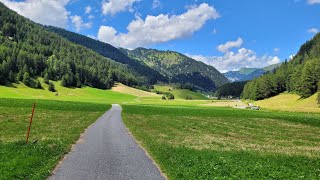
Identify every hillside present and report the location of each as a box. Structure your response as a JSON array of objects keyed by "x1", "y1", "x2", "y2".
[
  {"x1": 46, "y1": 26, "x2": 167, "y2": 84},
  {"x1": 0, "y1": 79, "x2": 136, "y2": 104},
  {"x1": 112, "y1": 83, "x2": 160, "y2": 97},
  {"x1": 254, "y1": 93, "x2": 320, "y2": 113},
  {"x1": 121, "y1": 48, "x2": 229, "y2": 91},
  {"x1": 224, "y1": 64, "x2": 281, "y2": 82},
  {"x1": 0, "y1": 3, "x2": 138, "y2": 89},
  {"x1": 154, "y1": 85, "x2": 208, "y2": 100},
  {"x1": 243, "y1": 33, "x2": 320, "y2": 102}
]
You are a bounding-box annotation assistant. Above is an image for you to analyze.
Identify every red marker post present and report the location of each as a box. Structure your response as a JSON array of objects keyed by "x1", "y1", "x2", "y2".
[{"x1": 26, "y1": 102, "x2": 36, "y2": 144}]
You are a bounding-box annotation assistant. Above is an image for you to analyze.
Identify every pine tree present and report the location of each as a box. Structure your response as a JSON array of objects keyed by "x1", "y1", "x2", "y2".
[
  {"x1": 36, "y1": 80, "x2": 42, "y2": 89},
  {"x1": 61, "y1": 75, "x2": 67, "y2": 87},
  {"x1": 22, "y1": 72, "x2": 30, "y2": 86},
  {"x1": 43, "y1": 73, "x2": 49, "y2": 84},
  {"x1": 299, "y1": 62, "x2": 317, "y2": 98},
  {"x1": 8, "y1": 71, "x2": 15, "y2": 82},
  {"x1": 48, "y1": 82, "x2": 56, "y2": 92}
]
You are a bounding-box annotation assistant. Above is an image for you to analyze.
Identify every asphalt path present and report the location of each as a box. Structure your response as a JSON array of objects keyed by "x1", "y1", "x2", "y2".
[{"x1": 49, "y1": 104, "x2": 165, "y2": 180}]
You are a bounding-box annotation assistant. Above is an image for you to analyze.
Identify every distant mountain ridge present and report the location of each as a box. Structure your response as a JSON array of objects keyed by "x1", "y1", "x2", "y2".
[
  {"x1": 46, "y1": 26, "x2": 228, "y2": 91},
  {"x1": 224, "y1": 64, "x2": 281, "y2": 82},
  {"x1": 121, "y1": 48, "x2": 229, "y2": 91}
]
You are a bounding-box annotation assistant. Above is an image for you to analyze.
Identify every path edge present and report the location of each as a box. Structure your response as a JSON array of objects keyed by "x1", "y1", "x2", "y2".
[{"x1": 120, "y1": 106, "x2": 168, "y2": 180}]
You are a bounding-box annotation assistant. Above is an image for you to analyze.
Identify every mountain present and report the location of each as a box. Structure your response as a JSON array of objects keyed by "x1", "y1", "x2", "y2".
[
  {"x1": 121, "y1": 48, "x2": 229, "y2": 91},
  {"x1": 242, "y1": 33, "x2": 320, "y2": 101},
  {"x1": 0, "y1": 3, "x2": 138, "y2": 89},
  {"x1": 224, "y1": 64, "x2": 281, "y2": 82},
  {"x1": 45, "y1": 26, "x2": 167, "y2": 84}
]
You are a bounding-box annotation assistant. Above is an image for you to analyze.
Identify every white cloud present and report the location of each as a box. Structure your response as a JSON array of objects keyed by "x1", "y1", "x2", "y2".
[
  {"x1": 102, "y1": 0, "x2": 140, "y2": 15},
  {"x1": 98, "y1": 3, "x2": 220, "y2": 48},
  {"x1": 71, "y1": 15, "x2": 92, "y2": 32},
  {"x1": 307, "y1": 0, "x2": 320, "y2": 4},
  {"x1": 308, "y1": 28, "x2": 319, "y2": 34},
  {"x1": 0, "y1": 0, "x2": 70, "y2": 28},
  {"x1": 87, "y1": 35, "x2": 97, "y2": 39},
  {"x1": 88, "y1": 15, "x2": 95, "y2": 20},
  {"x1": 152, "y1": 0, "x2": 160, "y2": 9},
  {"x1": 217, "y1": 37, "x2": 243, "y2": 53},
  {"x1": 187, "y1": 38, "x2": 280, "y2": 73},
  {"x1": 274, "y1": 48, "x2": 280, "y2": 53},
  {"x1": 85, "y1": 6, "x2": 92, "y2": 14}
]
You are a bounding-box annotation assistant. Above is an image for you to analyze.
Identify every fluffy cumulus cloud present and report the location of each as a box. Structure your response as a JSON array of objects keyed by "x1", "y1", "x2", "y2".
[
  {"x1": 98, "y1": 3, "x2": 220, "y2": 48},
  {"x1": 217, "y1": 37, "x2": 243, "y2": 53},
  {"x1": 102, "y1": 0, "x2": 140, "y2": 15},
  {"x1": 308, "y1": 28, "x2": 319, "y2": 34},
  {"x1": 187, "y1": 38, "x2": 280, "y2": 73},
  {"x1": 70, "y1": 15, "x2": 92, "y2": 32},
  {"x1": 0, "y1": 0, "x2": 70, "y2": 28},
  {"x1": 307, "y1": 0, "x2": 320, "y2": 4}
]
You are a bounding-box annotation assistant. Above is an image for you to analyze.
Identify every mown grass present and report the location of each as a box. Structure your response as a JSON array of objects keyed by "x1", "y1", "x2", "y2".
[
  {"x1": 255, "y1": 93, "x2": 320, "y2": 113},
  {"x1": 122, "y1": 105, "x2": 320, "y2": 179},
  {"x1": 154, "y1": 85, "x2": 208, "y2": 100},
  {"x1": 0, "y1": 98, "x2": 111, "y2": 180},
  {"x1": 0, "y1": 79, "x2": 136, "y2": 104}
]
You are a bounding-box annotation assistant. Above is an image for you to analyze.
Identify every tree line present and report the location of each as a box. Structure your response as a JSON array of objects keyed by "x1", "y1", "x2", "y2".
[
  {"x1": 0, "y1": 3, "x2": 138, "y2": 90},
  {"x1": 242, "y1": 33, "x2": 320, "y2": 102}
]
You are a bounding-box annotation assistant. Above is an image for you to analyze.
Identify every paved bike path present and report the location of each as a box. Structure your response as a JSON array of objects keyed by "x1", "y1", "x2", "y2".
[{"x1": 49, "y1": 104, "x2": 164, "y2": 180}]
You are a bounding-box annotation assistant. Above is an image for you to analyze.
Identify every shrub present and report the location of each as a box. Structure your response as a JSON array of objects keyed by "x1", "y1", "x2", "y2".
[
  {"x1": 48, "y1": 82, "x2": 56, "y2": 92},
  {"x1": 36, "y1": 80, "x2": 42, "y2": 89}
]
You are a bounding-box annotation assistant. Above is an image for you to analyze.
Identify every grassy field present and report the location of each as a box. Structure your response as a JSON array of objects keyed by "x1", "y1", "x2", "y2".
[
  {"x1": 255, "y1": 93, "x2": 320, "y2": 113},
  {"x1": 154, "y1": 85, "x2": 208, "y2": 100},
  {"x1": 1, "y1": 82, "x2": 320, "y2": 179},
  {"x1": 0, "y1": 98, "x2": 110, "y2": 179},
  {"x1": 112, "y1": 83, "x2": 160, "y2": 97},
  {"x1": 122, "y1": 105, "x2": 320, "y2": 179},
  {"x1": 0, "y1": 79, "x2": 136, "y2": 104}
]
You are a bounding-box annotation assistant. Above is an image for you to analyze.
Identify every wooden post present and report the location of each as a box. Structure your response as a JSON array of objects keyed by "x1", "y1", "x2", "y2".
[{"x1": 26, "y1": 102, "x2": 36, "y2": 144}]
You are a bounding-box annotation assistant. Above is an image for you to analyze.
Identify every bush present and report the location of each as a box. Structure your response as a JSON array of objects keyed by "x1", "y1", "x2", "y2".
[
  {"x1": 164, "y1": 92, "x2": 175, "y2": 100},
  {"x1": 48, "y1": 82, "x2": 56, "y2": 92},
  {"x1": 185, "y1": 96, "x2": 193, "y2": 100},
  {"x1": 36, "y1": 80, "x2": 42, "y2": 89}
]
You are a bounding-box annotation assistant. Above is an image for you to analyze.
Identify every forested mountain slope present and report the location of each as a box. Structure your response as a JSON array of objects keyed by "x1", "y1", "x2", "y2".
[
  {"x1": 0, "y1": 3, "x2": 140, "y2": 89},
  {"x1": 214, "y1": 81, "x2": 248, "y2": 98},
  {"x1": 121, "y1": 48, "x2": 229, "y2": 91},
  {"x1": 243, "y1": 33, "x2": 320, "y2": 103},
  {"x1": 46, "y1": 26, "x2": 167, "y2": 84}
]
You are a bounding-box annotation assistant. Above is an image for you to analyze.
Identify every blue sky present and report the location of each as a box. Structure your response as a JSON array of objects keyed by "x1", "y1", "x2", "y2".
[{"x1": 1, "y1": 0, "x2": 320, "y2": 72}]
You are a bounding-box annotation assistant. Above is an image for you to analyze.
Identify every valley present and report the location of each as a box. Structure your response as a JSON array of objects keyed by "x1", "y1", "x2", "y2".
[{"x1": 0, "y1": 1, "x2": 320, "y2": 180}]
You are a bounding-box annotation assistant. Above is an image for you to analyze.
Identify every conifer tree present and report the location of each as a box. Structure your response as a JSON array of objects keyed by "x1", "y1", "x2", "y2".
[{"x1": 22, "y1": 72, "x2": 30, "y2": 86}]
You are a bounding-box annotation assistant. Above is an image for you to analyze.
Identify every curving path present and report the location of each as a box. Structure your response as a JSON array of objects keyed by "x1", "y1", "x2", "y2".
[{"x1": 49, "y1": 104, "x2": 165, "y2": 180}]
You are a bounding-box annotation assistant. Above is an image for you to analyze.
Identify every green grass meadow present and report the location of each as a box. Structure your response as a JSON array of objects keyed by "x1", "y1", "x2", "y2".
[
  {"x1": 1, "y1": 81, "x2": 320, "y2": 179},
  {"x1": 154, "y1": 85, "x2": 208, "y2": 100},
  {"x1": 122, "y1": 105, "x2": 320, "y2": 179},
  {"x1": 0, "y1": 98, "x2": 110, "y2": 179}
]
